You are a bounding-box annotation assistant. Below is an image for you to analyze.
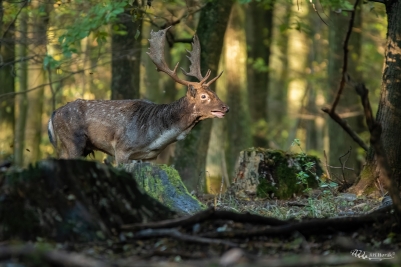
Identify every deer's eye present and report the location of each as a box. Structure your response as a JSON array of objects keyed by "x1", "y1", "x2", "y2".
[{"x1": 201, "y1": 94, "x2": 207, "y2": 99}]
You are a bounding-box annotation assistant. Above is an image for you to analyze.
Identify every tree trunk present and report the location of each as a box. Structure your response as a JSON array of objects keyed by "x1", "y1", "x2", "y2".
[
  {"x1": 23, "y1": 1, "x2": 49, "y2": 165},
  {"x1": 269, "y1": 3, "x2": 291, "y2": 148},
  {"x1": 245, "y1": 1, "x2": 274, "y2": 148},
  {"x1": 354, "y1": 0, "x2": 401, "y2": 195},
  {"x1": 173, "y1": 0, "x2": 234, "y2": 192},
  {"x1": 0, "y1": 0, "x2": 16, "y2": 160},
  {"x1": 305, "y1": 1, "x2": 324, "y2": 152},
  {"x1": 111, "y1": 7, "x2": 142, "y2": 100},
  {"x1": 224, "y1": 3, "x2": 252, "y2": 178},
  {"x1": 327, "y1": 2, "x2": 363, "y2": 182},
  {"x1": 13, "y1": 6, "x2": 28, "y2": 167}
]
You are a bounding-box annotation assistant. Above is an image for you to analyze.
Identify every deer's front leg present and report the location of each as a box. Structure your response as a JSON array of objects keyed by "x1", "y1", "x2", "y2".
[{"x1": 57, "y1": 134, "x2": 87, "y2": 159}]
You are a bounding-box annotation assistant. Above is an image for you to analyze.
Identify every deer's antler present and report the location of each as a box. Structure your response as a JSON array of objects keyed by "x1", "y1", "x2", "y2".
[
  {"x1": 147, "y1": 27, "x2": 222, "y2": 87},
  {"x1": 147, "y1": 26, "x2": 193, "y2": 86},
  {"x1": 180, "y1": 35, "x2": 206, "y2": 82}
]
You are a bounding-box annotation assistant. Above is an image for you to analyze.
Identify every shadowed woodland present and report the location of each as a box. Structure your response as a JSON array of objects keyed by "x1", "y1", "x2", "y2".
[{"x1": 1, "y1": 0, "x2": 401, "y2": 266}]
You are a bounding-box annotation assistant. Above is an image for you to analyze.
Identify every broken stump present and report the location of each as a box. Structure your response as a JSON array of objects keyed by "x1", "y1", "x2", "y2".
[{"x1": 232, "y1": 148, "x2": 323, "y2": 199}]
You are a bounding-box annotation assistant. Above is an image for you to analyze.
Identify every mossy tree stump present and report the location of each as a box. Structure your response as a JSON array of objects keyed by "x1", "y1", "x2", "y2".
[
  {"x1": 125, "y1": 163, "x2": 205, "y2": 214},
  {"x1": 232, "y1": 148, "x2": 323, "y2": 199}
]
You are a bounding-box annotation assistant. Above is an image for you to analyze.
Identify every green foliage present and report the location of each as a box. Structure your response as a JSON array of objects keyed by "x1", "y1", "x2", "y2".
[
  {"x1": 43, "y1": 55, "x2": 60, "y2": 70},
  {"x1": 58, "y1": 1, "x2": 129, "y2": 58},
  {"x1": 319, "y1": 0, "x2": 354, "y2": 11},
  {"x1": 292, "y1": 139, "x2": 338, "y2": 193}
]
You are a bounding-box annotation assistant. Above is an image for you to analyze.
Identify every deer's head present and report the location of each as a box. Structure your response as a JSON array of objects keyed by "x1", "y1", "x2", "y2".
[{"x1": 147, "y1": 27, "x2": 229, "y2": 121}]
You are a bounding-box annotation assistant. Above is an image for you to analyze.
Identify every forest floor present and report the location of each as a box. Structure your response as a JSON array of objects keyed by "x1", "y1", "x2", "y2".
[{"x1": 1, "y1": 187, "x2": 399, "y2": 267}]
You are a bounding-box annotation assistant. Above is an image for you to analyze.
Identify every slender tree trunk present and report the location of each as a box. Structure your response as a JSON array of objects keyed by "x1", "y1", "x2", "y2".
[
  {"x1": 111, "y1": 7, "x2": 142, "y2": 100},
  {"x1": 174, "y1": 0, "x2": 234, "y2": 192},
  {"x1": 0, "y1": 0, "x2": 16, "y2": 160},
  {"x1": 23, "y1": 0, "x2": 49, "y2": 165},
  {"x1": 270, "y1": 3, "x2": 291, "y2": 148},
  {"x1": 327, "y1": 2, "x2": 363, "y2": 182},
  {"x1": 245, "y1": 1, "x2": 274, "y2": 148},
  {"x1": 354, "y1": 0, "x2": 401, "y2": 194},
  {"x1": 13, "y1": 6, "x2": 28, "y2": 167},
  {"x1": 224, "y1": 3, "x2": 252, "y2": 177},
  {"x1": 305, "y1": 1, "x2": 324, "y2": 152}
]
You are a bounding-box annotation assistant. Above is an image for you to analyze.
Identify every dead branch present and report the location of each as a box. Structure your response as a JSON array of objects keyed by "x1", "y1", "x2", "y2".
[
  {"x1": 121, "y1": 208, "x2": 288, "y2": 231},
  {"x1": 321, "y1": 108, "x2": 368, "y2": 151},
  {"x1": 121, "y1": 207, "x2": 215, "y2": 231},
  {"x1": 339, "y1": 146, "x2": 352, "y2": 185},
  {"x1": 330, "y1": 0, "x2": 360, "y2": 112},
  {"x1": 322, "y1": 0, "x2": 370, "y2": 151},
  {"x1": 1, "y1": 1, "x2": 28, "y2": 41},
  {"x1": 132, "y1": 228, "x2": 238, "y2": 247},
  {"x1": 355, "y1": 83, "x2": 375, "y2": 131},
  {"x1": 213, "y1": 210, "x2": 288, "y2": 226},
  {"x1": 202, "y1": 211, "x2": 389, "y2": 239},
  {"x1": 308, "y1": 0, "x2": 328, "y2": 26}
]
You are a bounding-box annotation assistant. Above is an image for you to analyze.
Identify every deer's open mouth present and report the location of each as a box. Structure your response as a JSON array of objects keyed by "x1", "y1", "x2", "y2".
[{"x1": 211, "y1": 111, "x2": 226, "y2": 118}]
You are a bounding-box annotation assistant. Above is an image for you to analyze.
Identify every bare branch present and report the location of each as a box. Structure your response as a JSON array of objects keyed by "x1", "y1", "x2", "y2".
[
  {"x1": 321, "y1": 107, "x2": 369, "y2": 151},
  {"x1": 339, "y1": 146, "x2": 352, "y2": 185},
  {"x1": 1, "y1": 1, "x2": 28, "y2": 40},
  {"x1": 308, "y1": 0, "x2": 328, "y2": 26},
  {"x1": 133, "y1": 228, "x2": 238, "y2": 248},
  {"x1": 329, "y1": 0, "x2": 360, "y2": 113}
]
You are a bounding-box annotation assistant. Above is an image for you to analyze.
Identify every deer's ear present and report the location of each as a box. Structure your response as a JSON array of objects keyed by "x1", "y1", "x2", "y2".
[{"x1": 188, "y1": 85, "x2": 197, "y2": 98}]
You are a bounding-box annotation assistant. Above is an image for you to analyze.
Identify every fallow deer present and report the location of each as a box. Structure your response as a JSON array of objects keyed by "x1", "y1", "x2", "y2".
[{"x1": 48, "y1": 27, "x2": 229, "y2": 164}]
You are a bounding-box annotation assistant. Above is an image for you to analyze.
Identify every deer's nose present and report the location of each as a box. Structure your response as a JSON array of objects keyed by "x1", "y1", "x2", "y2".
[{"x1": 222, "y1": 105, "x2": 229, "y2": 113}]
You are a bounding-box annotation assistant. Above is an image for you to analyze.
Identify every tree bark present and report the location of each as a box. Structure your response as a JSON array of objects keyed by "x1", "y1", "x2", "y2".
[
  {"x1": 305, "y1": 1, "x2": 324, "y2": 152},
  {"x1": 224, "y1": 3, "x2": 252, "y2": 177},
  {"x1": 354, "y1": 0, "x2": 401, "y2": 194},
  {"x1": 111, "y1": 6, "x2": 142, "y2": 100},
  {"x1": 23, "y1": 0, "x2": 49, "y2": 165},
  {"x1": 13, "y1": 6, "x2": 28, "y2": 167},
  {"x1": 270, "y1": 2, "x2": 291, "y2": 148},
  {"x1": 0, "y1": 0, "x2": 16, "y2": 160},
  {"x1": 245, "y1": 1, "x2": 274, "y2": 148},
  {"x1": 173, "y1": 0, "x2": 234, "y2": 192}
]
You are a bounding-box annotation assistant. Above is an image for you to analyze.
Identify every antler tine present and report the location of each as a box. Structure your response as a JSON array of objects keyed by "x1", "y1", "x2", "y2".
[
  {"x1": 205, "y1": 71, "x2": 224, "y2": 86},
  {"x1": 180, "y1": 34, "x2": 204, "y2": 81},
  {"x1": 147, "y1": 27, "x2": 190, "y2": 86},
  {"x1": 199, "y1": 69, "x2": 211, "y2": 84}
]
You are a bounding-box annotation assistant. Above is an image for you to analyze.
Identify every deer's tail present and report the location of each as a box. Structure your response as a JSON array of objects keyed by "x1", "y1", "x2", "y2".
[{"x1": 48, "y1": 111, "x2": 57, "y2": 148}]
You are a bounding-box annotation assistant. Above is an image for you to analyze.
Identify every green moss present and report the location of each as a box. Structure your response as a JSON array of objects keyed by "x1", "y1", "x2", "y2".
[
  {"x1": 248, "y1": 148, "x2": 321, "y2": 199},
  {"x1": 130, "y1": 163, "x2": 205, "y2": 214}
]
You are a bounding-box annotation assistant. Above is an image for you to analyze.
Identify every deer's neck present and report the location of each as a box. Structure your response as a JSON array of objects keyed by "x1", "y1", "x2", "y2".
[
  {"x1": 128, "y1": 97, "x2": 198, "y2": 153},
  {"x1": 134, "y1": 96, "x2": 199, "y2": 136},
  {"x1": 164, "y1": 96, "x2": 199, "y2": 130}
]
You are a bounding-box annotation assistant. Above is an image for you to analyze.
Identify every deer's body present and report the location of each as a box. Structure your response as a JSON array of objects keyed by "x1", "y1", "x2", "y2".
[
  {"x1": 48, "y1": 27, "x2": 228, "y2": 164},
  {"x1": 49, "y1": 96, "x2": 216, "y2": 163}
]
